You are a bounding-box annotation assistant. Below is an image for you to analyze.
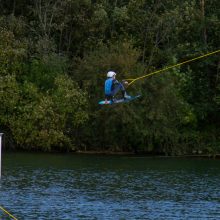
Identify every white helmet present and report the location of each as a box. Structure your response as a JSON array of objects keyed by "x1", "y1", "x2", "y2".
[{"x1": 107, "y1": 71, "x2": 116, "y2": 78}]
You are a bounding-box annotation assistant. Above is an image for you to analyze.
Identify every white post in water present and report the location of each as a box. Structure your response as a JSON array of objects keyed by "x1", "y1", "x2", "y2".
[{"x1": 0, "y1": 133, "x2": 3, "y2": 179}]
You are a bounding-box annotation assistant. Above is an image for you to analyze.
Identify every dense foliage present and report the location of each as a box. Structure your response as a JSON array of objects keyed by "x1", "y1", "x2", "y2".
[{"x1": 0, "y1": 0, "x2": 219, "y2": 155}]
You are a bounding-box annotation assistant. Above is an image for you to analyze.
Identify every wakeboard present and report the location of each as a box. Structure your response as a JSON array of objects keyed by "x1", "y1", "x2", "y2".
[{"x1": 99, "y1": 95, "x2": 141, "y2": 105}]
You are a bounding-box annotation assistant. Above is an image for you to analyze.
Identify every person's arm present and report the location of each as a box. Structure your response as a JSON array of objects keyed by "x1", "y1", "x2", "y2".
[{"x1": 112, "y1": 79, "x2": 120, "y2": 85}]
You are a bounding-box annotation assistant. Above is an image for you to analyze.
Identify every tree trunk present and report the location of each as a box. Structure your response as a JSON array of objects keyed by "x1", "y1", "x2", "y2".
[
  {"x1": 200, "y1": 0, "x2": 207, "y2": 45},
  {"x1": 12, "y1": 0, "x2": 16, "y2": 15}
]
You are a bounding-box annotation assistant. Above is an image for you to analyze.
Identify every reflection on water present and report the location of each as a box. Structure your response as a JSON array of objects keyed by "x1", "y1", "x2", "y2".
[{"x1": 1, "y1": 153, "x2": 220, "y2": 219}]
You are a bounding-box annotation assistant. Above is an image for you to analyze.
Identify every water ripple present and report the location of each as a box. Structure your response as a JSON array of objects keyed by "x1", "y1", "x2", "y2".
[{"x1": 1, "y1": 154, "x2": 220, "y2": 219}]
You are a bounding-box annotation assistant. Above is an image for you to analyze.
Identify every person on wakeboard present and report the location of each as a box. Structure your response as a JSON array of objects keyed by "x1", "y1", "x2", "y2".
[{"x1": 105, "y1": 71, "x2": 131, "y2": 102}]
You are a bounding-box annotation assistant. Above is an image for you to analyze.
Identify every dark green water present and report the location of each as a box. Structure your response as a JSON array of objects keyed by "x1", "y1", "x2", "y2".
[{"x1": 0, "y1": 153, "x2": 220, "y2": 219}]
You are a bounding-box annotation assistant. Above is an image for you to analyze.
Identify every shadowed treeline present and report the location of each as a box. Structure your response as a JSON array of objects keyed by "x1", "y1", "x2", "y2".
[{"x1": 0, "y1": 0, "x2": 219, "y2": 155}]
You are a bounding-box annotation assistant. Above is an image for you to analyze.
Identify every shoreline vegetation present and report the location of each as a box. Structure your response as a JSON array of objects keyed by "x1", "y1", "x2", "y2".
[
  {"x1": 75, "y1": 150, "x2": 220, "y2": 159},
  {"x1": 4, "y1": 148, "x2": 220, "y2": 159},
  {"x1": 0, "y1": 1, "x2": 220, "y2": 155}
]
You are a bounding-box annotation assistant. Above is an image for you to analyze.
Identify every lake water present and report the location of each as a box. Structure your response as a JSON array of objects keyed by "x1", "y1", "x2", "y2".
[{"x1": 0, "y1": 153, "x2": 220, "y2": 219}]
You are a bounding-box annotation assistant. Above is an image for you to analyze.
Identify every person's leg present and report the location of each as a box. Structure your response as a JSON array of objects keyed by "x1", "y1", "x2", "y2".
[
  {"x1": 111, "y1": 83, "x2": 131, "y2": 99},
  {"x1": 105, "y1": 95, "x2": 113, "y2": 102},
  {"x1": 111, "y1": 83, "x2": 125, "y2": 97}
]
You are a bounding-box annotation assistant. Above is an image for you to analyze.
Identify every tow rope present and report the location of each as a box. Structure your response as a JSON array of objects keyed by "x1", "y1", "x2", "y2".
[{"x1": 125, "y1": 49, "x2": 220, "y2": 86}]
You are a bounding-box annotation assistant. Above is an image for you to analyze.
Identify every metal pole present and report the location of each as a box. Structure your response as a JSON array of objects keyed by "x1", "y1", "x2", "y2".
[{"x1": 0, "y1": 133, "x2": 3, "y2": 179}]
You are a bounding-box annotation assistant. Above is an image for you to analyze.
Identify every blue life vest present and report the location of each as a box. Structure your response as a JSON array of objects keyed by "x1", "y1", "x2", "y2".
[{"x1": 105, "y1": 78, "x2": 113, "y2": 95}]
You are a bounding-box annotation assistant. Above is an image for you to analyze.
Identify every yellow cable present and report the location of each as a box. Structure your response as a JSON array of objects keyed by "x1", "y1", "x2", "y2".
[
  {"x1": 127, "y1": 49, "x2": 220, "y2": 86},
  {"x1": 0, "y1": 206, "x2": 18, "y2": 220}
]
